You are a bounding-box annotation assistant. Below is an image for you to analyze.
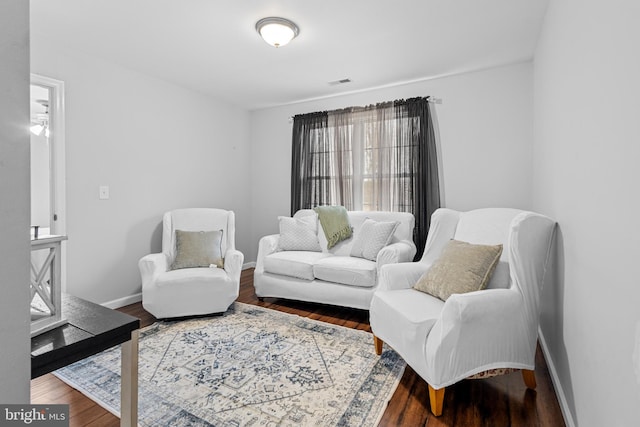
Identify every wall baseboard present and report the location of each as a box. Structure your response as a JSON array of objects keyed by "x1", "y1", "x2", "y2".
[
  {"x1": 102, "y1": 292, "x2": 142, "y2": 309},
  {"x1": 102, "y1": 263, "x2": 256, "y2": 309},
  {"x1": 538, "y1": 328, "x2": 576, "y2": 427}
]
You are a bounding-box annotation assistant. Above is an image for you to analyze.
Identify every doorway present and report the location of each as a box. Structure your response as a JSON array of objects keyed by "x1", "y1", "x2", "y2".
[{"x1": 30, "y1": 74, "x2": 66, "y2": 289}]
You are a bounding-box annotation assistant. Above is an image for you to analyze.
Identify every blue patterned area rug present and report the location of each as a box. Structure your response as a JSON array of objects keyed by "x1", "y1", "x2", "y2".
[{"x1": 54, "y1": 302, "x2": 405, "y2": 426}]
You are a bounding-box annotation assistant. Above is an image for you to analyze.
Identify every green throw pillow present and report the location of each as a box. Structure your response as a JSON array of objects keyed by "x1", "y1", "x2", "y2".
[
  {"x1": 170, "y1": 229, "x2": 224, "y2": 270},
  {"x1": 413, "y1": 240, "x2": 503, "y2": 301}
]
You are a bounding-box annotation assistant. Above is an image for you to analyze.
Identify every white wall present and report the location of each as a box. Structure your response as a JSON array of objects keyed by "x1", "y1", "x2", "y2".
[
  {"x1": 30, "y1": 132, "x2": 50, "y2": 227},
  {"x1": 0, "y1": 0, "x2": 30, "y2": 402},
  {"x1": 248, "y1": 62, "x2": 533, "y2": 261},
  {"x1": 533, "y1": 1, "x2": 640, "y2": 426},
  {"x1": 30, "y1": 40, "x2": 252, "y2": 305}
]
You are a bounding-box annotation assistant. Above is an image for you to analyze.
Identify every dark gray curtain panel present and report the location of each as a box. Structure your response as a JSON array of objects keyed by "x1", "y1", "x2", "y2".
[
  {"x1": 290, "y1": 97, "x2": 440, "y2": 257},
  {"x1": 290, "y1": 111, "x2": 329, "y2": 214},
  {"x1": 400, "y1": 97, "x2": 441, "y2": 257}
]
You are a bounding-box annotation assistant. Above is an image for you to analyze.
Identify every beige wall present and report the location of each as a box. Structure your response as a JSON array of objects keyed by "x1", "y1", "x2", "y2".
[
  {"x1": 0, "y1": 0, "x2": 31, "y2": 402},
  {"x1": 533, "y1": 0, "x2": 640, "y2": 425}
]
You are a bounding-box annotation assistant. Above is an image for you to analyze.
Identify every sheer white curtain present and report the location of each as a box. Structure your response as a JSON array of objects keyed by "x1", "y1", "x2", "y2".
[{"x1": 326, "y1": 108, "x2": 355, "y2": 210}]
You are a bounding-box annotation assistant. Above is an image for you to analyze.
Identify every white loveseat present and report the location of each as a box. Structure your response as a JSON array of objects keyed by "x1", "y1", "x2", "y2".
[{"x1": 254, "y1": 209, "x2": 417, "y2": 310}]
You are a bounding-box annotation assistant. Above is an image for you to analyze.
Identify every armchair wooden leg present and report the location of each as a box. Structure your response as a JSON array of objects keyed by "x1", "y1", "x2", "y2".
[
  {"x1": 373, "y1": 335, "x2": 383, "y2": 355},
  {"x1": 522, "y1": 369, "x2": 537, "y2": 389},
  {"x1": 428, "y1": 385, "x2": 445, "y2": 416}
]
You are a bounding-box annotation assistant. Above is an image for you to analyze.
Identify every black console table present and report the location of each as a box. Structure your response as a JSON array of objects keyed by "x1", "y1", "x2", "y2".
[{"x1": 31, "y1": 294, "x2": 140, "y2": 427}]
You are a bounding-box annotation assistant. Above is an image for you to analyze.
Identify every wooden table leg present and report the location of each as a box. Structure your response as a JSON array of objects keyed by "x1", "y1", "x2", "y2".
[
  {"x1": 428, "y1": 385, "x2": 445, "y2": 416},
  {"x1": 373, "y1": 335, "x2": 384, "y2": 355},
  {"x1": 120, "y1": 329, "x2": 139, "y2": 427}
]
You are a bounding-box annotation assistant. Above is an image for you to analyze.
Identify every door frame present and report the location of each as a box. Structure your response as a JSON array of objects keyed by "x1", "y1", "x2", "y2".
[{"x1": 31, "y1": 73, "x2": 67, "y2": 290}]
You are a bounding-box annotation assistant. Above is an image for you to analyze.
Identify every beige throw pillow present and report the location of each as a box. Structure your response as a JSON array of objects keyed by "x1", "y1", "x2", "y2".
[
  {"x1": 414, "y1": 240, "x2": 503, "y2": 301},
  {"x1": 170, "y1": 229, "x2": 224, "y2": 270}
]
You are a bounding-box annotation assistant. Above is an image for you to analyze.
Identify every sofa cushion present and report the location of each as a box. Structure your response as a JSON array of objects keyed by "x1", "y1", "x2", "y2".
[
  {"x1": 350, "y1": 218, "x2": 399, "y2": 261},
  {"x1": 413, "y1": 240, "x2": 503, "y2": 301},
  {"x1": 313, "y1": 256, "x2": 377, "y2": 288},
  {"x1": 170, "y1": 229, "x2": 224, "y2": 270},
  {"x1": 264, "y1": 251, "x2": 331, "y2": 281},
  {"x1": 487, "y1": 261, "x2": 510, "y2": 289},
  {"x1": 156, "y1": 266, "x2": 230, "y2": 287},
  {"x1": 278, "y1": 215, "x2": 321, "y2": 252}
]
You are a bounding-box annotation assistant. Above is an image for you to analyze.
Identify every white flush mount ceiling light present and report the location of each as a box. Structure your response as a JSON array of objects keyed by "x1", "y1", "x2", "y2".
[
  {"x1": 30, "y1": 123, "x2": 45, "y2": 136},
  {"x1": 256, "y1": 17, "x2": 299, "y2": 48}
]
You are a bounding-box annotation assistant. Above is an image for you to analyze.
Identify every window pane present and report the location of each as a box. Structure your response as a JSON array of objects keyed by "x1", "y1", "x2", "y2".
[{"x1": 362, "y1": 178, "x2": 373, "y2": 211}]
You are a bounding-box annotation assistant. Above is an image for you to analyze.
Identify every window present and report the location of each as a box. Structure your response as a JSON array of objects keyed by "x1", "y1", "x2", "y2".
[{"x1": 291, "y1": 97, "x2": 440, "y2": 256}]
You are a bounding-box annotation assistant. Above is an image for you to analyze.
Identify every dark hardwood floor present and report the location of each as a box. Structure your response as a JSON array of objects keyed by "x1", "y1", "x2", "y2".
[{"x1": 31, "y1": 268, "x2": 566, "y2": 426}]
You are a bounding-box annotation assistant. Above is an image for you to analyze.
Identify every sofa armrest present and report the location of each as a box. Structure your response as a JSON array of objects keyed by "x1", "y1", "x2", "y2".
[
  {"x1": 224, "y1": 249, "x2": 244, "y2": 284},
  {"x1": 425, "y1": 289, "x2": 532, "y2": 386},
  {"x1": 377, "y1": 240, "x2": 417, "y2": 267},
  {"x1": 377, "y1": 261, "x2": 431, "y2": 291},
  {"x1": 437, "y1": 289, "x2": 523, "y2": 327},
  {"x1": 255, "y1": 234, "x2": 280, "y2": 273},
  {"x1": 139, "y1": 253, "x2": 168, "y2": 290}
]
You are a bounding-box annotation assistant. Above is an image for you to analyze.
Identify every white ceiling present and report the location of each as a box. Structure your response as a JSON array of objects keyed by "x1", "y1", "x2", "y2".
[{"x1": 30, "y1": 0, "x2": 549, "y2": 110}]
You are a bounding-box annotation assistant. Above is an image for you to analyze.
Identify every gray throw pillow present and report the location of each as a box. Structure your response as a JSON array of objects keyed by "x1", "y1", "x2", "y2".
[
  {"x1": 170, "y1": 229, "x2": 224, "y2": 270},
  {"x1": 350, "y1": 218, "x2": 399, "y2": 261},
  {"x1": 413, "y1": 240, "x2": 503, "y2": 301}
]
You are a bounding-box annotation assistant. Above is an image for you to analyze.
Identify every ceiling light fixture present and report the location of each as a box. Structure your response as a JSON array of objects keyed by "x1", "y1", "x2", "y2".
[
  {"x1": 30, "y1": 100, "x2": 50, "y2": 137},
  {"x1": 30, "y1": 123, "x2": 45, "y2": 136},
  {"x1": 255, "y1": 17, "x2": 299, "y2": 48}
]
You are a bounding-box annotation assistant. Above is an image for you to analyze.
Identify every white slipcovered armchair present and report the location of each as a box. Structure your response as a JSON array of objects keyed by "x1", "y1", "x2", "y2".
[
  {"x1": 369, "y1": 208, "x2": 555, "y2": 416},
  {"x1": 139, "y1": 208, "x2": 244, "y2": 318}
]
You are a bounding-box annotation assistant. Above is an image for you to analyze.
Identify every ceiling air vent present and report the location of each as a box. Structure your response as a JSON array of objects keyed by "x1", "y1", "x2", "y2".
[{"x1": 328, "y1": 78, "x2": 351, "y2": 86}]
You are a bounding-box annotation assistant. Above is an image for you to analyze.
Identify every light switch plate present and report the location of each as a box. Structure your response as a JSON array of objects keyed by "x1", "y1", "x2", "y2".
[{"x1": 99, "y1": 185, "x2": 109, "y2": 200}]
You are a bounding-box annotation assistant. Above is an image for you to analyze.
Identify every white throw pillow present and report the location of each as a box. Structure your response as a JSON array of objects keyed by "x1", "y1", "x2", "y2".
[
  {"x1": 350, "y1": 218, "x2": 399, "y2": 261},
  {"x1": 278, "y1": 215, "x2": 322, "y2": 252}
]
